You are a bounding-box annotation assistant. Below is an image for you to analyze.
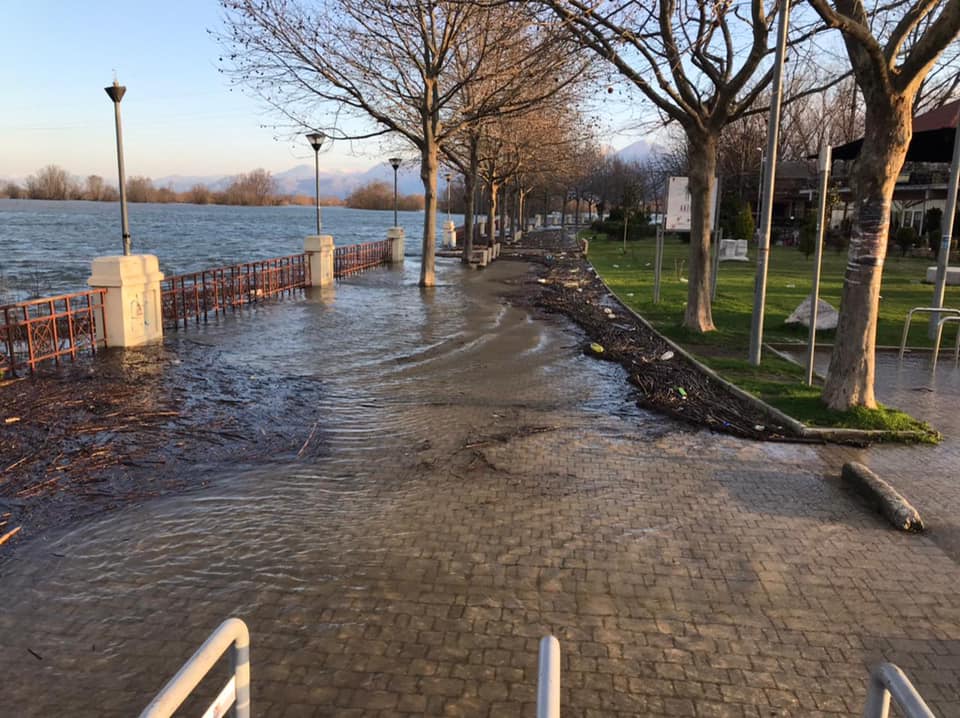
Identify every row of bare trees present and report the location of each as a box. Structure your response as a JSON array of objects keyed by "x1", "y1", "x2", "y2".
[
  {"x1": 219, "y1": 0, "x2": 960, "y2": 411},
  {"x1": 1, "y1": 166, "x2": 319, "y2": 207},
  {"x1": 345, "y1": 181, "x2": 425, "y2": 211}
]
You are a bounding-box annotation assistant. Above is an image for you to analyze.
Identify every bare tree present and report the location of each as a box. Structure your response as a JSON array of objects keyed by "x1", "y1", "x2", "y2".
[
  {"x1": 436, "y1": 5, "x2": 588, "y2": 262},
  {"x1": 25, "y1": 165, "x2": 71, "y2": 200},
  {"x1": 806, "y1": 0, "x2": 960, "y2": 409},
  {"x1": 543, "y1": 1, "x2": 800, "y2": 332},
  {"x1": 223, "y1": 168, "x2": 278, "y2": 206},
  {"x1": 186, "y1": 184, "x2": 213, "y2": 205},
  {"x1": 126, "y1": 176, "x2": 156, "y2": 203},
  {"x1": 221, "y1": 0, "x2": 579, "y2": 287}
]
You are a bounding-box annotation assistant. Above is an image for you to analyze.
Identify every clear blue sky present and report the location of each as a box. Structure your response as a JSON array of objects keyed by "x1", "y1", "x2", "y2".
[
  {"x1": 0, "y1": 1, "x2": 644, "y2": 182},
  {"x1": 0, "y1": 0, "x2": 394, "y2": 181}
]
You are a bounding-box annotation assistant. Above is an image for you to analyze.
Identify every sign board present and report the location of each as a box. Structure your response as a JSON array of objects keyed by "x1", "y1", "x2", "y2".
[{"x1": 664, "y1": 176, "x2": 718, "y2": 232}]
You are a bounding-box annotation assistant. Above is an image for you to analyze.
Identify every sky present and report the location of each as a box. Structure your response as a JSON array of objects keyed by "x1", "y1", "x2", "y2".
[
  {"x1": 0, "y1": 1, "x2": 416, "y2": 181},
  {"x1": 0, "y1": 1, "x2": 649, "y2": 183}
]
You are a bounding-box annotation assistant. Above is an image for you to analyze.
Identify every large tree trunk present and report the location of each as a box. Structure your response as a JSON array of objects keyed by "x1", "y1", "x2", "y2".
[
  {"x1": 822, "y1": 95, "x2": 913, "y2": 410},
  {"x1": 461, "y1": 155, "x2": 478, "y2": 264},
  {"x1": 419, "y1": 138, "x2": 438, "y2": 287},
  {"x1": 519, "y1": 189, "x2": 527, "y2": 234},
  {"x1": 461, "y1": 174, "x2": 476, "y2": 264},
  {"x1": 419, "y1": 81, "x2": 439, "y2": 288},
  {"x1": 684, "y1": 130, "x2": 718, "y2": 332},
  {"x1": 499, "y1": 187, "x2": 508, "y2": 244},
  {"x1": 487, "y1": 180, "x2": 499, "y2": 248}
]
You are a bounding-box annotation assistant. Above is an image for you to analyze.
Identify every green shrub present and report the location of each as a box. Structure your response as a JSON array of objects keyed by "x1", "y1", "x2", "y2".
[{"x1": 894, "y1": 225, "x2": 918, "y2": 257}]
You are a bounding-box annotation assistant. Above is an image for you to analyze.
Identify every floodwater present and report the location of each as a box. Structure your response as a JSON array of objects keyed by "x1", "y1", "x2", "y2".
[
  {"x1": 0, "y1": 199, "x2": 464, "y2": 301},
  {"x1": 0, "y1": 255, "x2": 657, "y2": 715},
  {"x1": 2, "y1": 252, "x2": 960, "y2": 714}
]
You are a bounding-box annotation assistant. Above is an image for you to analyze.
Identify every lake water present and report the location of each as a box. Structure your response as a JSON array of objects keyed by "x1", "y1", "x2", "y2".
[{"x1": 0, "y1": 199, "x2": 463, "y2": 302}]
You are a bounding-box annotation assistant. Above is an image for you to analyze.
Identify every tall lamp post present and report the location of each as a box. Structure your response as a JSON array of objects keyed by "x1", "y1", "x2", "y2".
[
  {"x1": 748, "y1": 0, "x2": 791, "y2": 366},
  {"x1": 306, "y1": 132, "x2": 325, "y2": 234},
  {"x1": 445, "y1": 173, "x2": 453, "y2": 224},
  {"x1": 389, "y1": 157, "x2": 402, "y2": 227},
  {"x1": 104, "y1": 79, "x2": 131, "y2": 256}
]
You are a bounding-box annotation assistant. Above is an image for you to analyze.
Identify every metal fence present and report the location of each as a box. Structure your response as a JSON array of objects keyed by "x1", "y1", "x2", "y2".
[
  {"x1": 334, "y1": 240, "x2": 391, "y2": 277},
  {"x1": 161, "y1": 254, "x2": 308, "y2": 329},
  {"x1": 0, "y1": 290, "x2": 107, "y2": 375}
]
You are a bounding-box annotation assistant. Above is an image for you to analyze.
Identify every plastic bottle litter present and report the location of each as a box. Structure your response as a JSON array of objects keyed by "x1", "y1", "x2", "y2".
[
  {"x1": 660, "y1": 350, "x2": 674, "y2": 361},
  {"x1": 587, "y1": 342, "x2": 605, "y2": 356},
  {"x1": 676, "y1": 387, "x2": 687, "y2": 398}
]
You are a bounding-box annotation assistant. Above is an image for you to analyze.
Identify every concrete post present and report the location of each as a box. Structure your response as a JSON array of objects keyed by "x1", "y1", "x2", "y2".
[
  {"x1": 443, "y1": 220, "x2": 457, "y2": 249},
  {"x1": 88, "y1": 254, "x2": 164, "y2": 347},
  {"x1": 387, "y1": 227, "x2": 405, "y2": 263},
  {"x1": 305, "y1": 235, "x2": 334, "y2": 287}
]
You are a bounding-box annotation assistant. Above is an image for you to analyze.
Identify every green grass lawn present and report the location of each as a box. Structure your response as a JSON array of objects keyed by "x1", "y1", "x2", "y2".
[{"x1": 584, "y1": 232, "x2": 941, "y2": 438}]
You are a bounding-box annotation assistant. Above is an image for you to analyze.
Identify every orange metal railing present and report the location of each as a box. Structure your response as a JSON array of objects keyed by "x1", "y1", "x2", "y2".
[
  {"x1": 334, "y1": 240, "x2": 391, "y2": 277},
  {"x1": 161, "y1": 254, "x2": 308, "y2": 329},
  {"x1": 0, "y1": 291, "x2": 107, "y2": 375}
]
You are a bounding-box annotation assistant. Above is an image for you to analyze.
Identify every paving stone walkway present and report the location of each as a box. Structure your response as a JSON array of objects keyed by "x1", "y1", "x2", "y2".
[{"x1": 1, "y1": 258, "x2": 958, "y2": 717}]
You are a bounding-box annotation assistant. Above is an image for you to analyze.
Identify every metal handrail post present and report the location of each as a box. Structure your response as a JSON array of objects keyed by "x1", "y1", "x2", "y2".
[
  {"x1": 899, "y1": 306, "x2": 960, "y2": 361},
  {"x1": 537, "y1": 636, "x2": 560, "y2": 718},
  {"x1": 139, "y1": 618, "x2": 250, "y2": 718},
  {"x1": 932, "y1": 315, "x2": 960, "y2": 371},
  {"x1": 863, "y1": 663, "x2": 934, "y2": 718}
]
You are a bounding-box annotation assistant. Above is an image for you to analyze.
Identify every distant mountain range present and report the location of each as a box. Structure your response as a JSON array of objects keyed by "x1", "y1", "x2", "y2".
[
  {"x1": 2, "y1": 140, "x2": 661, "y2": 200},
  {"x1": 156, "y1": 163, "x2": 426, "y2": 199},
  {"x1": 154, "y1": 141, "x2": 661, "y2": 198}
]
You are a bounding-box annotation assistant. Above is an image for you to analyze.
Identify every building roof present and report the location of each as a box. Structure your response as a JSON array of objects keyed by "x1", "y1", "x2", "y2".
[{"x1": 831, "y1": 99, "x2": 960, "y2": 164}]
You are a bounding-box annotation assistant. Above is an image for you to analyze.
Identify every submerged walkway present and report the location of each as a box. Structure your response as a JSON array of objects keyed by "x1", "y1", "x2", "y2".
[{"x1": 1, "y1": 253, "x2": 959, "y2": 716}]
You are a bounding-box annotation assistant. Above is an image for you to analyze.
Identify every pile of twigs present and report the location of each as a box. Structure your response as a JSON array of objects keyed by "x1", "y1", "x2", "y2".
[
  {"x1": 530, "y1": 253, "x2": 798, "y2": 441},
  {"x1": 0, "y1": 345, "x2": 330, "y2": 553}
]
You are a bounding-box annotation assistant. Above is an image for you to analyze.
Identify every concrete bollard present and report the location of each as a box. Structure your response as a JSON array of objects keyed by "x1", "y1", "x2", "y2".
[
  {"x1": 387, "y1": 227, "x2": 405, "y2": 263},
  {"x1": 442, "y1": 220, "x2": 457, "y2": 249},
  {"x1": 305, "y1": 235, "x2": 334, "y2": 287},
  {"x1": 88, "y1": 255, "x2": 164, "y2": 347}
]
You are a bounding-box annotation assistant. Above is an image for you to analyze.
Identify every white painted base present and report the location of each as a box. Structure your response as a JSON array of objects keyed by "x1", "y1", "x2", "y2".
[
  {"x1": 387, "y1": 227, "x2": 405, "y2": 263},
  {"x1": 442, "y1": 221, "x2": 457, "y2": 249},
  {"x1": 305, "y1": 235, "x2": 335, "y2": 287},
  {"x1": 88, "y1": 255, "x2": 165, "y2": 347}
]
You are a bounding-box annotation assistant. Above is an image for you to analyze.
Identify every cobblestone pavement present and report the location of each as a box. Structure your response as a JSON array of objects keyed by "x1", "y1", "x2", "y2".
[{"x1": 1, "y1": 259, "x2": 959, "y2": 717}]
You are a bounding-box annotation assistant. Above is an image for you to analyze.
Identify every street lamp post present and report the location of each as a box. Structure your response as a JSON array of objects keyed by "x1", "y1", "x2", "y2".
[
  {"x1": 748, "y1": 0, "x2": 791, "y2": 366},
  {"x1": 389, "y1": 158, "x2": 402, "y2": 227},
  {"x1": 445, "y1": 173, "x2": 453, "y2": 224},
  {"x1": 104, "y1": 79, "x2": 131, "y2": 256},
  {"x1": 755, "y1": 146, "x2": 764, "y2": 226},
  {"x1": 306, "y1": 132, "x2": 325, "y2": 234}
]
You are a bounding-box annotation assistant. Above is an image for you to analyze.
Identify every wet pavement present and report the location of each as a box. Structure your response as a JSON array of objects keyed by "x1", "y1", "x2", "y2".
[{"x1": 1, "y1": 256, "x2": 959, "y2": 716}]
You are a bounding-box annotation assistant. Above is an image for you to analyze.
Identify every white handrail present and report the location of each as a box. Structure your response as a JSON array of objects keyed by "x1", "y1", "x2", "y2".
[
  {"x1": 863, "y1": 663, "x2": 934, "y2": 718},
  {"x1": 899, "y1": 306, "x2": 960, "y2": 360},
  {"x1": 931, "y1": 315, "x2": 960, "y2": 371},
  {"x1": 139, "y1": 617, "x2": 250, "y2": 718},
  {"x1": 537, "y1": 636, "x2": 560, "y2": 718}
]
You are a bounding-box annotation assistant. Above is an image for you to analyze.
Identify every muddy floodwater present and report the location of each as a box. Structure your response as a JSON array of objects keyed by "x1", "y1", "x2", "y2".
[{"x1": 2, "y1": 254, "x2": 960, "y2": 716}]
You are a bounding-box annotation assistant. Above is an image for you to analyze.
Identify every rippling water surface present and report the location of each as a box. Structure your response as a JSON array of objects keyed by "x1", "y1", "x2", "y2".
[{"x1": 0, "y1": 199, "x2": 463, "y2": 301}]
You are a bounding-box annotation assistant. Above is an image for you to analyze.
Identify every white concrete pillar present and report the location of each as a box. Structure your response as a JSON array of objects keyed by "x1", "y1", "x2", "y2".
[
  {"x1": 88, "y1": 254, "x2": 164, "y2": 348},
  {"x1": 305, "y1": 234, "x2": 334, "y2": 287},
  {"x1": 442, "y1": 220, "x2": 457, "y2": 248},
  {"x1": 387, "y1": 227, "x2": 405, "y2": 263}
]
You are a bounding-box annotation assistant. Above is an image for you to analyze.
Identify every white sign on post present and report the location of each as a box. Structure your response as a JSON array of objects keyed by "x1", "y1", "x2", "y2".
[{"x1": 664, "y1": 176, "x2": 718, "y2": 232}]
